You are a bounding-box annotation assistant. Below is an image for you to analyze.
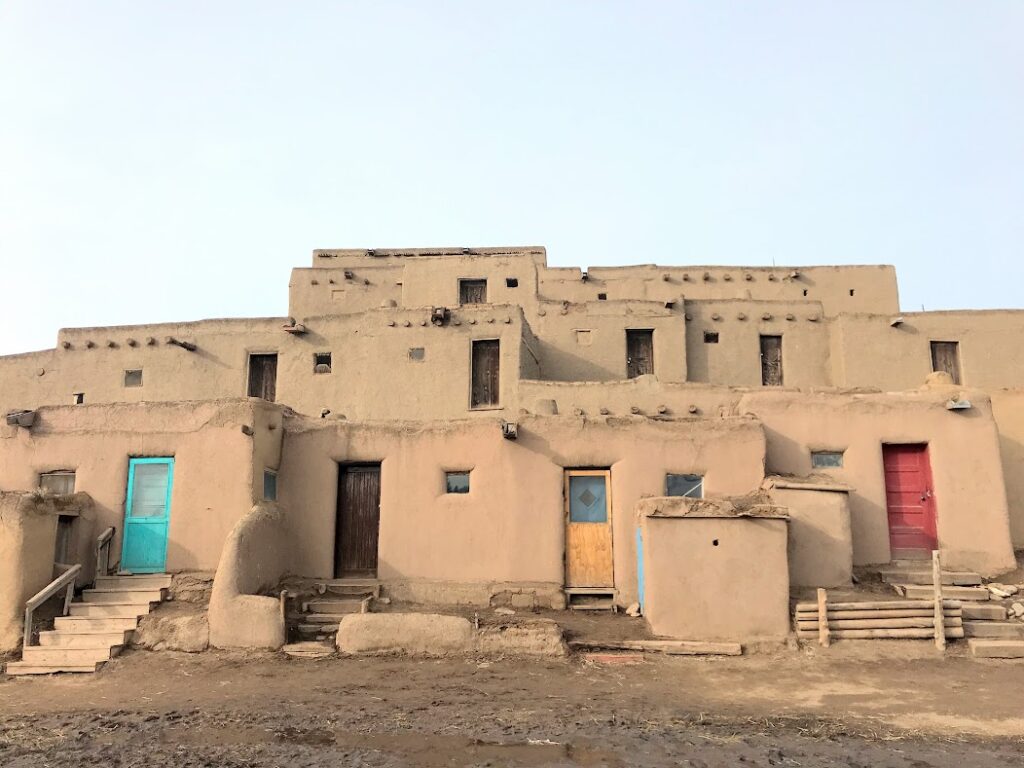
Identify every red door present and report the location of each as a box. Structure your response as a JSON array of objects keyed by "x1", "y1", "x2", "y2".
[{"x1": 883, "y1": 444, "x2": 938, "y2": 557}]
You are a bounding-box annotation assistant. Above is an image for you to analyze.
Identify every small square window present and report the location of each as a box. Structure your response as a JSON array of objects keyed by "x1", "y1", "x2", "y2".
[
  {"x1": 703, "y1": 331, "x2": 719, "y2": 344},
  {"x1": 263, "y1": 469, "x2": 278, "y2": 501},
  {"x1": 597, "y1": 293, "x2": 607, "y2": 301},
  {"x1": 124, "y1": 369, "x2": 143, "y2": 387},
  {"x1": 39, "y1": 470, "x2": 76, "y2": 495},
  {"x1": 505, "y1": 277, "x2": 518, "y2": 288},
  {"x1": 409, "y1": 347, "x2": 425, "y2": 361},
  {"x1": 445, "y1": 471, "x2": 470, "y2": 494},
  {"x1": 575, "y1": 330, "x2": 592, "y2": 346},
  {"x1": 666, "y1": 473, "x2": 703, "y2": 498},
  {"x1": 72, "y1": 393, "x2": 84, "y2": 405},
  {"x1": 811, "y1": 451, "x2": 844, "y2": 468},
  {"x1": 314, "y1": 352, "x2": 332, "y2": 374},
  {"x1": 459, "y1": 279, "x2": 487, "y2": 305}
]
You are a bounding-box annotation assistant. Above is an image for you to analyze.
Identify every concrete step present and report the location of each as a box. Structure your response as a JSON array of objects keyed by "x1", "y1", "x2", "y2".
[
  {"x1": 38, "y1": 630, "x2": 132, "y2": 648},
  {"x1": 303, "y1": 599, "x2": 366, "y2": 615},
  {"x1": 4, "y1": 662, "x2": 102, "y2": 675},
  {"x1": 969, "y1": 639, "x2": 1024, "y2": 659},
  {"x1": 963, "y1": 621, "x2": 1024, "y2": 639},
  {"x1": 963, "y1": 604, "x2": 1008, "y2": 621},
  {"x1": 895, "y1": 584, "x2": 990, "y2": 602},
  {"x1": 21, "y1": 646, "x2": 118, "y2": 666},
  {"x1": 82, "y1": 588, "x2": 165, "y2": 604},
  {"x1": 878, "y1": 568, "x2": 982, "y2": 586},
  {"x1": 55, "y1": 616, "x2": 140, "y2": 632},
  {"x1": 97, "y1": 574, "x2": 172, "y2": 590},
  {"x1": 69, "y1": 603, "x2": 152, "y2": 618}
]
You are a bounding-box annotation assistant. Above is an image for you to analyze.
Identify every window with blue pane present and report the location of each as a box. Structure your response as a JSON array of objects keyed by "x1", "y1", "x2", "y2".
[
  {"x1": 569, "y1": 475, "x2": 608, "y2": 523},
  {"x1": 666, "y1": 473, "x2": 703, "y2": 498},
  {"x1": 446, "y1": 471, "x2": 470, "y2": 494}
]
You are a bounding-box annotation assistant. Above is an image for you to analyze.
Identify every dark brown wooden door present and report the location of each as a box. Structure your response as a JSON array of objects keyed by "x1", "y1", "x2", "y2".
[
  {"x1": 760, "y1": 335, "x2": 783, "y2": 386},
  {"x1": 248, "y1": 354, "x2": 278, "y2": 401},
  {"x1": 471, "y1": 339, "x2": 500, "y2": 407},
  {"x1": 336, "y1": 464, "x2": 381, "y2": 578},
  {"x1": 930, "y1": 341, "x2": 961, "y2": 384},
  {"x1": 626, "y1": 330, "x2": 654, "y2": 378}
]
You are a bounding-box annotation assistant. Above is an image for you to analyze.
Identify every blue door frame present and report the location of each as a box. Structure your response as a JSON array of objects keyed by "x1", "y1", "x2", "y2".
[{"x1": 120, "y1": 457, "x2": 174, "y2": 574}]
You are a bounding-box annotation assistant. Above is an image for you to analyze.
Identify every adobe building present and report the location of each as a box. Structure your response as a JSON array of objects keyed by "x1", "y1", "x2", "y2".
[{"x1": 1, "y1": 246, "x2": 1021, "y2": 657}]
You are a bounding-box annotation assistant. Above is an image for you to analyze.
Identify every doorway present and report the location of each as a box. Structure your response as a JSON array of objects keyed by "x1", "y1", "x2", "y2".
[
  {"x1": 564, "y1": 469, "x2": 614, "y2": 588},
  {"x1": 883, "y1": 444, "x2": 938, "y2": 558},
  {"x1": 248, "y1": 353, "x2": 278, "y2": 401},
  {"x1": 335, "y1": 464, "x2": 382, "y2": 578},
  {"x1": 120, "y1": 457, "x2": 174, "y2": 573},
  {"x1": 760, "y1": 335, "x2": 783, "y2": 386},
  {"x1": 626, "y1": 330, "x2": 654, "y2": 378}
]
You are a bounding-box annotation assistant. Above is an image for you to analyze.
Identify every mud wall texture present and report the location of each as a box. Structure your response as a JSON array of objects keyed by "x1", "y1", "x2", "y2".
[
  {"x1": 208, "y1": 501, "x2": 292, "y2": 650},
  {"x1": 770, "y1": 484, "x2": 853, "y2": 588},
  {"x1": 990, "y1": 390, "x2": 1024, "y2": 548},
  {"x1": 639, "y1": 509, "x2": 790, "y2": 643},
  {"x1": 279, "y1": 414, "x2": 767, "y2": 608},
  {"x1": 741, "y1": 388, "x2": 1015, "y2": 576},
  {"x1": 0, "y1": 401, "x2": 262, "y2": 572}
]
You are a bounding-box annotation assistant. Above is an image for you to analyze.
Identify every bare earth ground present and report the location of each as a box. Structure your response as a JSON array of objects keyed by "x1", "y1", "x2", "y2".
[{"x1": 2, "y1": 643, "x2": 1023, "y2": 767}]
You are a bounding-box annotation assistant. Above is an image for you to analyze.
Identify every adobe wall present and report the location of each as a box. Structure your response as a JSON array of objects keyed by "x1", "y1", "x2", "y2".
[
  {"x1": 0, "y1": 401, "x2": 262, "y2": 572},
  {"x1": 0, "y1": 492, "x2": 59, "y2": 652},
  {"x1": 769, "y1": 483, "x2": 853, "y2": 587},
  {"x1": 278, "y1": 414, "x2": 766, "y2": 607},
  {"x1": 990, "y1": 389, "x2": 1024, "y2": 547},
  {"x1": 739, "y1": 388, "x2": 1016, "y2": 575}
]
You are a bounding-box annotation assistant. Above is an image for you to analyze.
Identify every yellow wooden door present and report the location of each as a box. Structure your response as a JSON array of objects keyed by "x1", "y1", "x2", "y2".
[{"x1": 564, "y1": 470, "x2": 614, "y2": 588}]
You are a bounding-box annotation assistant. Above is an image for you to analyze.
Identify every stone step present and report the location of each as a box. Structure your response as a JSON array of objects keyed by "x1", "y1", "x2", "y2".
[
  {"x1": 4, "y1": 662, "x2": 102, "y2": 676},
  {"x1": 97, "y1": 574, "x2": 172, "y2": 590},
  {"x1": 963, "y1": 621, "x2": 1024, "y2": 639},
  {"x1": 963, "y1": 604, "x2": 1008, "y2": 621},
  {"x1": 969, "y1": 639, "x2": 1024, "y2": 659},
  {"x1": 38, "y1": 630, "x2": 132, "y2": 648},
  {"x1": 878, "y1": 569, "x2": 982, "y2": 586},
  {"x1": 55, "y1": 616, "x2": 140, "y2": 632},
  {"x1": 895, "y1": 584, "x2": 990, "y2": 601},
  {"x1": 20, "y1": 646, "x2": 119, "y2": 666},
  {"x1": 303, "y1": 599, "x2": 366, "y2": 615},
  {"x1": 82, "y1": 588, "x2": 165, "y2": 604},
  {"x1": 315, "y1": 581, "x2": 380, "y2": 598},
  {"x1": 69, "y1": 602, "x2": 152, "y2": 618},
  {"x1": 282, "y1": 642, "x2": 334, "y2": 659},
  {"x1": 288, "y1": 613, "x2": 347, "y2": 625},
  {"x1": 296, "y1": 624, "x2": 339, "y2": 637}
]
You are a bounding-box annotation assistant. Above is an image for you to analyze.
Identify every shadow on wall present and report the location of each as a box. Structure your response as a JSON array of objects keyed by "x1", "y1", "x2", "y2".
[{"x1": 208, "y1": 501, "x2": 293, "y2": 650}]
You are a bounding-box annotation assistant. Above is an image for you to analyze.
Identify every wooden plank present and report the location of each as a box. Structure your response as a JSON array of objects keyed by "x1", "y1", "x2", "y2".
[
  {"x1": 796, "y1": 617, "x2": 962, "y2": 630},
  {"x1": 795, "y1": 599, "x2": 962, "y2": 612},
  {"x1": 471, "y1": 339, "x2": 500, "y2": 407},
  {"x1": 816, "y1": 588, "x2": 829, "y2": 648},
  {"x1": 336, "y1": 465, "x2": 381, "y2": 578},
  {"x1": 795, "y1": 609, "x2": 961, "y2": 620},
  {"x1": 933, "y1": 549, "x2": 946, "y2": 651},
  {"x1": 797, "y1": 628, "x2": 966, "y2": 640}
]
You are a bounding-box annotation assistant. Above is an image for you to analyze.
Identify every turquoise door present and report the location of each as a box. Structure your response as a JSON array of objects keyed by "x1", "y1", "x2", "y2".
[{"x1": 120, "y1": 457, "x2": 174, "y2": 573}]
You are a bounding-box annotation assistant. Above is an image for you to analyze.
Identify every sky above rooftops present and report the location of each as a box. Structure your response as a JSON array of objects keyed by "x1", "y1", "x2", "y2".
[{"x1": 1, "y1": 2, "x2": 1021, "y2": 354}]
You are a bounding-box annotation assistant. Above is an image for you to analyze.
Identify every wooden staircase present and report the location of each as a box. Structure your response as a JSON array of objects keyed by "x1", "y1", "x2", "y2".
[{"x1": 4, "y1": 574, "x2": 169, "y2": 676}]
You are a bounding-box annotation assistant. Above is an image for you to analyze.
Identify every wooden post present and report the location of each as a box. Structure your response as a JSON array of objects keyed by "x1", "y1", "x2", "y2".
[
  {"x1": 932, "y1": 549, "x2": 945, "y2": 651},
  {"x1": 817, "y1": 588, "x2": 830, "y2": 647}
]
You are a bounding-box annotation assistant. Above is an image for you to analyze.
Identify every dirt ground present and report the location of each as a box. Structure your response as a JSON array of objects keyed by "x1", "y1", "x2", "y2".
[{"x1": 2, "y1": 642, "x2": 1023, "y2": 767}]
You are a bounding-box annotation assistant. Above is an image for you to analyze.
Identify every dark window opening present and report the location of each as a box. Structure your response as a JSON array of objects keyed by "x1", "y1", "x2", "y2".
[
  {"x1": 811, "y1": 451, "x2": 844, "y2": 468},
  {"x1": 445, "y1": 471, "x2": 470, "y2": 494},
  {"x1": 72, "y1": 392, "x2": 84, "y2": 405},
  {"x1": 597, "y1": 293, "x2": 607, "y2": 301},
  {"x1": 760, "y1": 335, "x2": 783, "y2": 386},
  {"x1": 54, "y1": 515, "x2": 75, "y2": 565},
  {"x1": 314, "y1": 352, "x2": 332, "y2": 374},
  {"x1": 39, "y1": 470, "x2": 76, "y2": 495},
  {"x1": 459, "y1": 279, "x2": 487, "y2": 305},
  {"x1": 263, "y1": 469, "x2": 278, "y2": 501},
  {"x1": 802, "y1": 289, "x2": 809, "y2": 297},
  {"x1": 471, "y1": 339, "x2": 500, "y2": 408},
  {"x1": 666, "y1": 473, "x2": 704, "y2": 498},
  {"x1": 703, "y1": 331, "x2": 719, "y2": 344},
  {"x1": 248, "y1": 353, "x2": 278, "y2": 401},
  {"x1": 124, "y1": 369, "x2": 143, "y2": 387},
  {"x1": 626, "y1": 329, "x2": 654, "y2": 378},
  {"x1": 930, "y1": 341, "x2": 961, "y2": 385},
  {"x1": 409, "y1": 347, "x2": 425, "y2": 361},
  {"x1": 849, "y1": 289, "x2": 855, "y2": 296},
  {"x1": 505, "y1": 277, "x2": 518, "y2": 288}
]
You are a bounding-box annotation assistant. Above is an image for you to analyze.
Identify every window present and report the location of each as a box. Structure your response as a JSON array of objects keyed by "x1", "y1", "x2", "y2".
[
  {"x1": 597, "y1": 293, "x2": 607, "y2": 301},
  {"x1": 248, "y1": 353, "x2": 278, "y2": 401},
  {"x1": 759, "y1": 335, "x2": 783, "y2": 386},
  {"x1": 471, "y1": 339, "x2": 500, "y2": 407},
  {"x1": 409, "y1": 347, "x2": 425, "y2": 361},
  {"x1": 626, "y1": 329, "x2": 654, "y2": 378},
  {"x1": 124, "y1": 369, "x2": 143, "y2": 387},
  {"x1": 930, "y1": 341, "x2": 961, "y2": 385},
  {"x1": 575, "y1": 330, "x2": 592, "y2": 346},
  {"x1": 73, "y1": 392, "x2": 84, "y2": 405},
  {"x1": 505, "y1": 277, "x2": 518, "y2": 288},
  {"x1": 459, "y1": 279, "x2": 487, "y2": 305},
  {"x1": 666, "y1": 474, "x2": 703, "y2": 498},
  {"x1": 446, "y1": 471, "x2": 470, "y2": 494},
  {"x1": 314, "y1": 352, "x2": 332, "y2": 374},
  {"x1": 811, "y1": 451, "x2": 844, "y2": 469},
  {"x1": 263, "y1": 469, "x2": 278, "y2": 501},
  {"x1": 703, "y1": 331, "x2": 719, "y2": 344},
  {"x1": 39, "y1": 470, "x2": 76, "y2": 495}
]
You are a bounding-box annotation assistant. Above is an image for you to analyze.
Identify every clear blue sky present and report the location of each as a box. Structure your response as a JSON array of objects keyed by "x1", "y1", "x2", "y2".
[{"x1": 1, "y1": 2, "x2": 1021, "y2": 354}]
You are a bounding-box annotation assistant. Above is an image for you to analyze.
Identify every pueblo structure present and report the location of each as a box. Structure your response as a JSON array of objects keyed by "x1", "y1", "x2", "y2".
[{"x1": 1, "y1": 247, "x2": 1021, "y2": 661}]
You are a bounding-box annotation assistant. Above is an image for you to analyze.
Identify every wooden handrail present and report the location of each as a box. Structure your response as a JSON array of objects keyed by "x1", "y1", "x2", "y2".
[
  {"x1": 23, "y1": 563, "x2": 81, "y2": 649},
  {"x1": 95, "y1": 526, "x2": 115, "y2": 584}
]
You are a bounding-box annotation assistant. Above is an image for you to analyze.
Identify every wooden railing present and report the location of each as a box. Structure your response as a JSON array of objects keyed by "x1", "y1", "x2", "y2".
[
  {"x1": 95, "y1": 526, "x2": 115, "y2": 583},
  {"x1": 23, "y1": 563, "x2": 81, "y2": 648}
]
